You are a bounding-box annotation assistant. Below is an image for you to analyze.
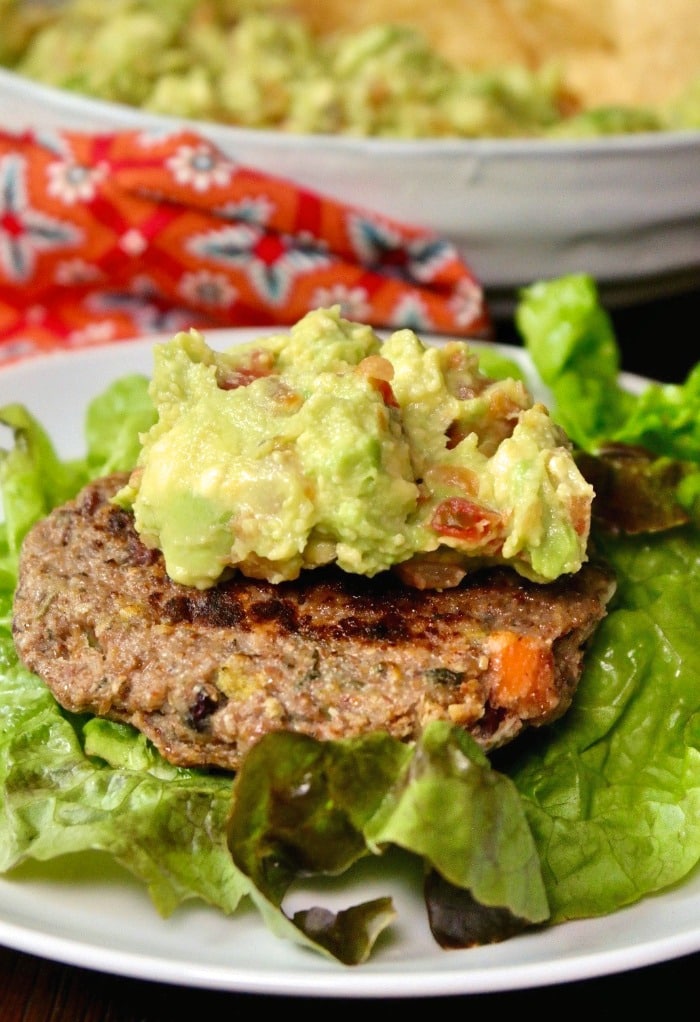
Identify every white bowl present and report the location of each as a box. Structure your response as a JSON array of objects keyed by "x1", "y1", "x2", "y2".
[{"x1": 2, "y1": 67, "x2": 699, "y2": 314}]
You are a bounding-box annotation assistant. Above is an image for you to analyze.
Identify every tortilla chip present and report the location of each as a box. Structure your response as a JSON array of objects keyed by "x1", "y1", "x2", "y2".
[{"x1": 291, "y1": 0, "x2": 700, "y2": 107}]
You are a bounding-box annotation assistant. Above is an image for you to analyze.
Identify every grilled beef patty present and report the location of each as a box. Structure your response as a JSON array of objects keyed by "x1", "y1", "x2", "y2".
[{"x1": 12, "y1": 474, "x2": 616, "y2": 771}]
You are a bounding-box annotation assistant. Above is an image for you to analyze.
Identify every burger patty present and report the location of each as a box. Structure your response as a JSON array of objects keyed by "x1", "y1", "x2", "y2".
[{"x1": 12, "y1": 474, "x2": 616, "y2": 771}]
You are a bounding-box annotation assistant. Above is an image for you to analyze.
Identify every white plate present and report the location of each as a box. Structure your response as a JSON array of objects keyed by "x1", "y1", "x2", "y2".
[
  {"x1": 1, "y1": 67, "x2": 699, "y2": 315},
  {"x1": 0, "y1": 330, "x2": 699, "y2": 998}
]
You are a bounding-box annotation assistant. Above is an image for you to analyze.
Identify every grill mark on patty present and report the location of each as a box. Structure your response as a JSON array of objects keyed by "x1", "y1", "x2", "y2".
[
  {"x1": 159, "y1": 575, "x2": 439, "y2": 644},
  {"x1": 249, "y1": 596, "x2": 299, "y2": 632},
  {"x1": 159, "y1": 588, "x2": 250, "y2": 629},
  {"x1": 12, "y1": 473, "x2": 616, "y2": 772}
]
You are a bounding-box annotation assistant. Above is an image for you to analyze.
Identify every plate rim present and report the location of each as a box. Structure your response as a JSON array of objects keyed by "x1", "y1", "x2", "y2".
[{"x1": 0, "y1": 329, "x2": 697, "y2": 998}]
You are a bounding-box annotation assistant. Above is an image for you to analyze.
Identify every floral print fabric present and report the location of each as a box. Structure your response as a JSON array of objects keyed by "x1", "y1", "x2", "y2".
[{"x1": 0, "y1": 128, "x2": 490, "y2": 363}]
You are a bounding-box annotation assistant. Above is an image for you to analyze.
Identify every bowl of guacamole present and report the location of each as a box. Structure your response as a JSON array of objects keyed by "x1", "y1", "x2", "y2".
[{"x1": 1, "y1": 0, "x2": 699, "y2": 310}]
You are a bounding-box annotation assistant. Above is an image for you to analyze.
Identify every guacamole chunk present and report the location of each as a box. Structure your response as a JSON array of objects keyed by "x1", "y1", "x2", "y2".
[{"x1": 115, "y1": 307, "x2": 593, "y2": 589}]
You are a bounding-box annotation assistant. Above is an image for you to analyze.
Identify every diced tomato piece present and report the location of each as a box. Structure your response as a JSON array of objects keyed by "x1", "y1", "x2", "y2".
[
  {"x1": 430, "y1": 497, "x2": 502, "y2": 544},
  {"x1": 216, "y1": 349, "x2": 274, "y2": 390},
  {"x1": 357, "y1": 356, "x2": 399, "y2": 407},
  {"x1": 369, "y1": 377, "x2": 399, "y2": 407}
]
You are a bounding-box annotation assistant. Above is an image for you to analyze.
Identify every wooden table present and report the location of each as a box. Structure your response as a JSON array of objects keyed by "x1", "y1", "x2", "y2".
[{"x1": 1, "y1": 286, "x2": 698, "y2": 1020}]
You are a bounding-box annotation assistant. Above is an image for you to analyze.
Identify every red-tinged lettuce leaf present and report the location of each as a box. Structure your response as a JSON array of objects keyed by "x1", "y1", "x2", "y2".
[
  {"x1": 245, "y1": 879, "x2": 397, "y2": 966},
  {"x1": 291, "y1": 899, "x2": 396, "y2": 964},
  {"x1": 228, "y1": 729, "x2": 412, "y2": 902},
  {"x1": 364, "y1": 721, "x2": 549, "y2": 927},
  {"x1": 227, "y1": 729, "x2": 408, "y2": 963},
  {"x1": 502, "y1": 527, "x2": 700, "y2": 921},
  {"x1": 227, "y1": 723, "x2": 548, "y2": 963},
  {"x1": 576, "y1": 444, "x2": 694, "y2": 535},
  {"x1": 423, "y1": 870, "x2": 534, "y2": 948}
]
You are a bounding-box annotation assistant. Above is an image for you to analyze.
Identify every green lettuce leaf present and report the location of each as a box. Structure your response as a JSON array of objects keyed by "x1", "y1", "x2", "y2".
[
  {"x1": 0, "y1": 653, "x2": 248, "y2": 916},
  {"x1": 503, "y1": 527, "x2": 700, "y2": 919},
  {"x1": 500, "y1": 275, "x2": 700, "y2": 918},
  {"x1": 85, "y1": 373, "x2": 155, "y2": 476},
  {"x1": 513, "y1": 273, "x2": 634, "y2": 447},
  {"x1": 516, "y1": 274, "x2": 700, "y2": 463},
  {"x1": 0, "y1": 404, "x2": 87, "y2": 567},
  {"x1": 0, "y1": 383, "x2": 247, "y2": 919},
  {"x1": 0, "y1": 374, "x2": 153, "y2": 568}
]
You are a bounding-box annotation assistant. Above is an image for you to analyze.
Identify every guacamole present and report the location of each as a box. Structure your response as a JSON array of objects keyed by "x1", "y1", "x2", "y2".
[
  {"x1": 2, "y1": 0, "x2": 698, "y2": 138},
  {"x1": 115, "y1": 308, "x2": 593, "y2": 589}
]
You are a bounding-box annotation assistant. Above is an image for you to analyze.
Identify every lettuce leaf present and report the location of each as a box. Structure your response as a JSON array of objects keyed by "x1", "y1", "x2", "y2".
[
  {"x1": 85, "y1": 373, "x2": 155, "y2": 477},
  {"x1": 0, "y1": 664, "x2": 247, "y2": 917},
  {"x1": 226, "y1": 724, "x2": 548, "y2": 961},
  {"x1": 0, "y1": 374, "x2": 154, "y2": 569},
  {"x1": 0, "y1": 381, "x2": 250, "y2": 918},
  {"x1": 504, "y1": 527, "x2": 700, "y2": 919},
  {"x1": 516, "y1": 273, "x2": 700, "y2": 464},
  {"x1": 0, "y1": 405, "x2": 87, "y2": 569},
  {"x1": 508, "y1": 273, "x2": 700, "y2": 918}
]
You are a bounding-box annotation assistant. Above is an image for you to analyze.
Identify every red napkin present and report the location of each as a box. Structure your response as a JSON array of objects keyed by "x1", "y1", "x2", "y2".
[{"x1": 0, "y1": 128, "x2": 491, "y2": 363}]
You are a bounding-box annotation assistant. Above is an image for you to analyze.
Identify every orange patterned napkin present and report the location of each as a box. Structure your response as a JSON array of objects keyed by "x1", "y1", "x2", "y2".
[{"x1": 0, "y1": 128, "x2": 491, "y2": 363}]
